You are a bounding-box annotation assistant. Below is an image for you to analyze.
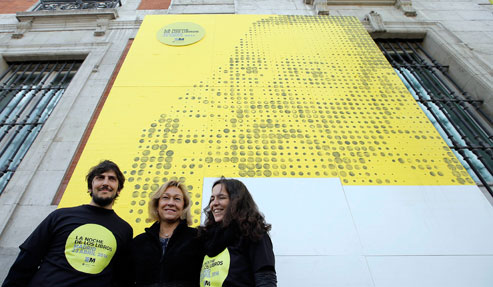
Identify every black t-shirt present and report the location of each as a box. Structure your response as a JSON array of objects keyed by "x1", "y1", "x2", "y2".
[
  {"x1": 200, "y1": 233, "x2": 275, "y2": 287},
  {"x1": 131, "y1": 221, "x2": 204, "y2": 287},
  {"x1": 3, "y1": 205, "x2": 133, "y2": 287}
]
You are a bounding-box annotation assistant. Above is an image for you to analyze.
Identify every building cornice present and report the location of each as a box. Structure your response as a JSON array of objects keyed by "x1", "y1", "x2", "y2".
[
  {"x1": 16, "y1": 8, "x2": 118, "y2": 22},
  {"x1": 13, "y1": 9, "x2": 119, "y2": 38}
]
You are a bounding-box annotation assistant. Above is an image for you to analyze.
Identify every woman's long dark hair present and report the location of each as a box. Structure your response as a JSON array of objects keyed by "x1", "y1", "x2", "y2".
[{"x1": 203, "y1": 178, "x2": 271, "y2": 241}]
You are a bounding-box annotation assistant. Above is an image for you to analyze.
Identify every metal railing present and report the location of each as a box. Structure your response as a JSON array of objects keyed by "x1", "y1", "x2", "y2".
[
  {"x1": 377, "y1": 39, "x2": 493, "y2": 196},
  {"x1": 0, "y1": 60, "x2": 82, "y2": 195},
  {"x1": 34, "y1": 0, "x2": 121, "y2": 11}
]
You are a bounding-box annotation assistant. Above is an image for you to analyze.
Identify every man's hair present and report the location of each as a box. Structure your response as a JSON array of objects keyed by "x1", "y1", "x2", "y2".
[
  {"x1": 86, "y1": 160, "x2": 125, "y2": 192},
  {"x1": 148, "y1": 180, "x2": 192, "y2": 226}
]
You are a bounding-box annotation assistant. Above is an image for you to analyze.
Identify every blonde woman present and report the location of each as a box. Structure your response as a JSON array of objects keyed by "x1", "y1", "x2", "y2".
[{"x1": 131, "y1": 181, "x2": 203, "y2": 286}]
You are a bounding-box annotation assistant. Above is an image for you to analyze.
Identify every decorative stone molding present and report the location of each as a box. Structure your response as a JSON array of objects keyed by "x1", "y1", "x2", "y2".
[
  {"x1": 168, "y1": 0, "x2": 235, "y2": 14},
  {"x1": 314, "y1": 0, "x2": 330, "y2": 15},
  {"x1": 310, "y1": 0, "x2": 398, "y2": 15},
  {"x1": 364, "y1": 11, "x2": 386, "y2": 33},
  {"x1": 14, "y1": 9, "x2": 118, "y2": 39},
  {"x1": 311, "y1": 0, "x2": 396, "y2": 5},
  {"x1": 12, "y1": 18, "x2": 33, "y2": 39},
  {"x1": 395, "y1": 0, "x2": 417, "y2": 17},
  {"x1": 16, "y1": 9, "x2": 118, "y2": 22},
  {"x1": 94, "y1": 17, "x2": 110, "y2": 36}
]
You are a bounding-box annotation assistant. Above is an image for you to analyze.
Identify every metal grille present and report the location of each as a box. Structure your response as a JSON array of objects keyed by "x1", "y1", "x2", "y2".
[
  {"x1": 0, "y1": 60, "x2": 82, "y2": 195},
  {"x1": 377, "y1": 39, "x2": 493, "y2": 195},
  {"x1": 35, "y1": 0, "x2": 121, "y2": 11}
]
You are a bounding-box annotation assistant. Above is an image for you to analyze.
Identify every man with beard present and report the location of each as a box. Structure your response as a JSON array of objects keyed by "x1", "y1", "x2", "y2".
[{"x1": 2, "y1": 160, "x2": 133, "y2": 287}]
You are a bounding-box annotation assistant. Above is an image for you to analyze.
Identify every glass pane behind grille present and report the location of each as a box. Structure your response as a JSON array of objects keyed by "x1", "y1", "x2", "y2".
[{"x1": 0, "y1": 61, "x2": 81, "y2": 195}]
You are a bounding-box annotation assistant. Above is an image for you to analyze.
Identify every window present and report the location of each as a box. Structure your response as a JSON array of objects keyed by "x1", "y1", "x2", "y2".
[
  {"x1": 377, "y1": 39, "x2": 493, "y2": 194},
  {"x1": 0, "y1": 60, "x2": 82, "y2": 194},
  {"x1": 35, "y1": 0, "x2": 121, "y2": 11}
]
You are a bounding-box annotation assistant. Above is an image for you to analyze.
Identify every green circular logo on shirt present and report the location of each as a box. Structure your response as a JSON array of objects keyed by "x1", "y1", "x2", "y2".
[
  {"x1": 157, "y1": 22, "x2": 205, "y2": 46},
  {"x1": 64, "y1": 224, "x2": 117, "y2": 274}
]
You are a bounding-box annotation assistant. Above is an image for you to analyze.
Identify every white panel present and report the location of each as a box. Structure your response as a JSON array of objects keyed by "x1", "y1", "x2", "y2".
[
  {"x1": 367, "y1": 256, "x2": 493, "y2": 287},
  {"x1": 344, "y1": 185, "x2": 493, "y2": 255},
  {"x1": 202, "y1": 177, "x2": 362, "y2": 255},
  {"x1": 277, "y1": 255, "x2": 374, "y2": 287}
]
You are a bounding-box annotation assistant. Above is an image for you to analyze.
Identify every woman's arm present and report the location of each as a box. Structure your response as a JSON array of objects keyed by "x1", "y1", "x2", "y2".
[
  {"x1": 254, "y1": 267, "x2": 277, "y2": 287},
  {"x1": 249, "y1": 234, "x2": 277, "y2": 287}
]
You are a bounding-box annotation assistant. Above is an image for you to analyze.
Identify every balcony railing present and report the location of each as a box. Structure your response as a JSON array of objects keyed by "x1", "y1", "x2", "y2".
[{"x1": 34, "y1": 0, "x2": 122, "y2": 11}]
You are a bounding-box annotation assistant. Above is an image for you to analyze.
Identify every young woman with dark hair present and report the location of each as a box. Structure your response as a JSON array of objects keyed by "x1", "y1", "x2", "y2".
[{"x1": 200, "y1": 178, "x2": 277, "y2": 287}]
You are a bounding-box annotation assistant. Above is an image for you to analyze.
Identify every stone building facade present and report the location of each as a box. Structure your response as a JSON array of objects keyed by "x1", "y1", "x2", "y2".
[{"x1": 0, "y1": 0, "x2": 492, "y2": 285}]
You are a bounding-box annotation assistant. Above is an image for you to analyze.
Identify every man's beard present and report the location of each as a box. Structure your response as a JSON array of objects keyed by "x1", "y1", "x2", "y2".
[{"x1": 91, "y1": 191, "x2": 117, "y2": 207}]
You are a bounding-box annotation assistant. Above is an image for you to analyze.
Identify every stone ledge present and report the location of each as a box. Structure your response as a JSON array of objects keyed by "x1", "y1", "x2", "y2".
[
  {"x1": 16, "y1": 8, "x2": 119, "y2": 22},
  {"x1": 2, "y1": 53, "x2": 88, "y2": 62},
  {"x1": 314, "y1": 0, "x2": 396, "y2": 15},
  {"x1": 168, "y1": 4, "x2": 235, "y2": 14},
  {"x1": 13, "y1": 9, "x2": 119, "y2": 38},
  {"x1": 172, "y1": 0, "x2": 233, "y2": 4},
  {"x1": 315, "y1": 0, "x2": 395, "y2": 5}
]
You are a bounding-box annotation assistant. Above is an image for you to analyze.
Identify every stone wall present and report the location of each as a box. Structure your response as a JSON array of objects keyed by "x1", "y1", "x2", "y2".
[{"x1": 0, "y1": 0, "x2": 492, "y2": 284}]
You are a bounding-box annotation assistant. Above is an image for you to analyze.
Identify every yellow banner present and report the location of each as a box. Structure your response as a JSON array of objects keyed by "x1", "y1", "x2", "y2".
[{"x1": 60, "y1": 15, "x2": 473, "y2": 233}]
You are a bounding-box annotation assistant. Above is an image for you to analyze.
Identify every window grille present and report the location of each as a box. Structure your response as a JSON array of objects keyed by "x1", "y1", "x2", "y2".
[
  {"x1": 377, "y1": 39, "x2": 493, "y2": 195},
  {"x1": 0, "y1": 60, "x2": 82, "y2": 195},
  {"x1": 35, "y1": 0, "x2": 122, "y2": 11}
]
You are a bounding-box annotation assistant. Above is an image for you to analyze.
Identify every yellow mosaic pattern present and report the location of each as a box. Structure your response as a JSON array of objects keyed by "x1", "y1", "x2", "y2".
[{"x1": 60, "y1": 15, "x2": 473, "y2": 232}]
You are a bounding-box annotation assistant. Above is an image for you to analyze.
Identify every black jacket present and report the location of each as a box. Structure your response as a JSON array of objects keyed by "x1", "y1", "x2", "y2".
[{"x1": 131, "y1": 220, "x2": 203, "y2": 287}]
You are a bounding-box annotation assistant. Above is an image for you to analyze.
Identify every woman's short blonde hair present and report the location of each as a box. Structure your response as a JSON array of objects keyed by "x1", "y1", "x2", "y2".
[{"x1": 148, "y1": 180, "x2": 192, "y2": 226}]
